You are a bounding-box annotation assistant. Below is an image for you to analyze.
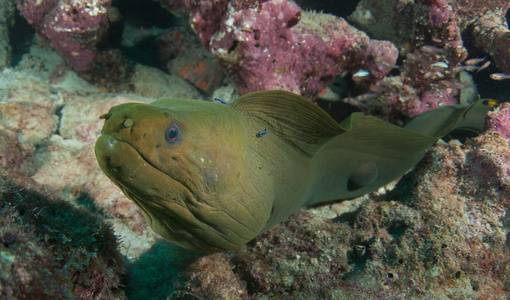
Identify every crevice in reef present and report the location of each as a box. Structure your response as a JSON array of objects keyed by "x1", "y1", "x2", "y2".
[{"x1": 9, "y1": 11, "x2": 35, "y2": 67}]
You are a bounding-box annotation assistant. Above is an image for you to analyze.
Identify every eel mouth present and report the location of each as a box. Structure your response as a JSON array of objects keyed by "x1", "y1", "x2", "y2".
[
  {"x1": 94, "y1": 134, "x2": 242, "y2": 252},
  {"x1": 94, "y1": 133, "x2": 199, "y2": 207},
  {"x1": 95, "y1": 134, "x2": 193, "y2": 196}
]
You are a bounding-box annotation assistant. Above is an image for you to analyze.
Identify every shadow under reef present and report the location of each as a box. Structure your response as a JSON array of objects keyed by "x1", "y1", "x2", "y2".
[{"x1": 0, "y1": 169, "x2": 124, "y2": 299}]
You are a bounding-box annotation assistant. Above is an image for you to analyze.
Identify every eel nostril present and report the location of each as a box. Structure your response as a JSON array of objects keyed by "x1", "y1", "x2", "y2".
[
  {"x1": 99, "y1": 113, "x2": 112, "y2": 120},
  {"x1": 123, "y1": 118, "x2": 134, "y2": 128}
]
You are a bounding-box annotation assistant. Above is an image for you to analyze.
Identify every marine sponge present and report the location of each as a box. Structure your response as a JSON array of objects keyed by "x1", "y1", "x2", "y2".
[
  {"x1": 0, "y1": 170, "x2": 124, "y2": 299},
  {"x1": 190, "y1": 0, "x2": 398, "y2": 97},
  {"x1": 484, "y1": 102, "x2": 510, "y2": 139},
  {"x1": 16, "y1": 0, "x2": 111, "y2": 71}
]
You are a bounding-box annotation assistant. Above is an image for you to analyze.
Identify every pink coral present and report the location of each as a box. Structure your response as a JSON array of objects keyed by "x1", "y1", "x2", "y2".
[
  {"x1": 484, "y1": 103, "x2": 510, "y2": 139},
  {"x1": 451, "y1": 0, "x2": 510, "y2": 73},
  {"x1": 346, "y1": 0, "x2": 509, "y2": 120},
  {"x1": 190, "y1": 0, "x2": 398, "y2": 97},
  {"x1": 17, "y1": 0, "x2": 111, "y2": 71},
  {"x1": 157, "y1": 28, "x2": 226, "y2": 93},
  {"x1": 408, "y1": 88, "x2": 456, "y2": 117},
  {"x1": 465, "y1": 133, "x2": 510, "y2": 194}
]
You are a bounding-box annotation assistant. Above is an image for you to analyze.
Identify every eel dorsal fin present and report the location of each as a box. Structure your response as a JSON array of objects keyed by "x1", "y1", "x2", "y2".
[
  {"x1": 306, "y1": 99, "x2": 493, "y2": 205},
  {"x1": 403, "y1": 99, "x2": 494, "y2": 138},
  {"x1": 232, "y1": 90, "x2": 345, "y2": 156}
]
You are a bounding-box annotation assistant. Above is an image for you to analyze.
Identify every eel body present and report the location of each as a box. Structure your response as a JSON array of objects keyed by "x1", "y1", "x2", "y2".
[{"x1": 95, "y1": 90, "x2": 490, "y2": 253}]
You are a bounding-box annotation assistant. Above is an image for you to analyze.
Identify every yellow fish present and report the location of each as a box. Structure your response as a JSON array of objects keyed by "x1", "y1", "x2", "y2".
[{"x1": 95, "y1": 90, "x2": 491, "y2": 253}]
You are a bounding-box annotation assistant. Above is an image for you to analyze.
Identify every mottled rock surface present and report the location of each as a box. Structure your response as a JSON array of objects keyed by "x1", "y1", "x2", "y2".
[
  {"x1": 1, "y1": 15, "x2": 509, "y2": 299},
  {"x1": 0, "y1": 0, "x2": 15, "y2": 70}
]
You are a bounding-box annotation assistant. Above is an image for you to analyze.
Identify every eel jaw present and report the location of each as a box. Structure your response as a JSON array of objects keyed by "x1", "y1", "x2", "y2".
[{"x1": 94, "y1": 134, "x2": 241, "y2": 253}]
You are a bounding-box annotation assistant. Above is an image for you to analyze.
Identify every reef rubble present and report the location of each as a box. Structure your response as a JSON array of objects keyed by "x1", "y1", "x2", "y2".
[
  {"x1": 16, "y1": 0, "x2": 111, "y2": 71},
  {"x1": 169, "y1": 111, "x2": 510, "y2": 299},
  {"x1": 12, "y1": 0, "x2": 510, "y2": 118},
  {"x1": 189, "y1": 0, "x2": 398, "y2": 97},
  {"x1": 1, "y1": 0, "x2": 509, "y2": 299},
  {"x1": 346, "y1": 0, "x2": 510, "y2": 119}
]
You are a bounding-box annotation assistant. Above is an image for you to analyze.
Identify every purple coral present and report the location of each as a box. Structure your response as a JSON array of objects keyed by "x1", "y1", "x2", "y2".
[
  {"x1": 17, "y1": 0, "x2": 111, "y2": 71},
  {"x1": 346, "y1": 0, "x2": 510, "y2": 120},
  {"x1": 484, "y1": 103, "x2": 510, "y2": 139},
  {"x1": 190, "y1": 0, "x2": 398, "y2": 97},
  {"x1": 407, "y1": 88, "x2": 456, "y2": 117},
  {"x1": 451, "y1": 0, "x2": 510, "y2": 73}
]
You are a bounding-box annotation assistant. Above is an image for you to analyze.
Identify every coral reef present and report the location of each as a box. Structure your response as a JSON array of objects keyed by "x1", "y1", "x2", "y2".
[
  {"x1": 230, "y1": 212, "x2": 386, "y2": 298},
  {"x1": 484, "y1": 103, "x2": 510, "y2": 139},
  {"x1": 0, "y1": 0, "x2": 15, "y2": 69},
  {"x1": 154, "y1": 0, "x2": 190, "y2": 17},
  {"x1": 1, "y1": 1, "x2": 509, "y2": 299},
  {"x1": 130, "y1": 64, "x2": 203, "y2": 99},
  {"x1": 451, "y1": 0, "x2": 510, "y2": 73},
  {"x1": 16, "y1": 0, "x2": 111, "y2": 71},
  {"x1": 189, "y1": 0, "x2": 398, "y2": 97},
  {"x1": 170, "y1": 124, "x2": 510, "y2": 298},
  {"x1": 348, "y1": 0, "x2": 509, "y2": 70},
  {"x1": 346, "y1": 0, "x2": 510, "y2": 119},
  {"x1": 157, "y1": 28, "x2": 226, "y2": 93},
  {"x1": 0, "y1": 126, "x2": 29, "y2": 172},
  {"x1": 0, "y1": 170, "x2": 124, "y2": 299},
  {"x1": 80, "y1": 49, "x2": 134, "y2": 92},
  {"x1": 172, "y1": 253, "x2": 247, "y2": 299}
]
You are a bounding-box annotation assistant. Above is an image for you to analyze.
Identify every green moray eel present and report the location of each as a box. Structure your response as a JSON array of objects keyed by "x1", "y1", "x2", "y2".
[{"x1": 95, "y1": 90, "x2": 492, "y2": 253}]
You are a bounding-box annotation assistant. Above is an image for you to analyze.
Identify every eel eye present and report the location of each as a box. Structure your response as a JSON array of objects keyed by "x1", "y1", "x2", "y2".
[{"x1": 165, "y1": 123, "x2": 181, "y2": 144}]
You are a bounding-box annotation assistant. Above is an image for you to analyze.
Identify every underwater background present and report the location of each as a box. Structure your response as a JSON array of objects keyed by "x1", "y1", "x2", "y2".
[{"x1": 1, "y1": 0, "x2": 510, "y2": 299}]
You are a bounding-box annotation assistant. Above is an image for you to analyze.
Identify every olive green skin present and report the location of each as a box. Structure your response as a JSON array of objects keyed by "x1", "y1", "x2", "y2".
[
  {"x1": 95, "y1": 97, "x2": 311, "y2": 252},
  {"x1": 95, "y1": 91, "x2": 490, "y2": 253}
]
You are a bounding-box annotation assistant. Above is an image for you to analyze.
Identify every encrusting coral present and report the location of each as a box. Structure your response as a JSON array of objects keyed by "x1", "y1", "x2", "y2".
[
  {"x1": 0, "y1": 170, "x2": 124, "y2": 299},
  {"x1": 16, "y1": 0, "x2": 111, "y2": 71},
  {"x1": 2, "y1": 0, "x2": 510, "y2": 298},
  {"x1": 0, "y1": 0, "x2": 15, "y2": 70},
  {"x1": 189, "y1": 0, "x2": 398, "y2": 97},
  {"x1": 347, "y1": 0, "x2": 510, "y2": 119},
  {"x1": 167, "y1": 105, "x2": 510, "y2": 298}
]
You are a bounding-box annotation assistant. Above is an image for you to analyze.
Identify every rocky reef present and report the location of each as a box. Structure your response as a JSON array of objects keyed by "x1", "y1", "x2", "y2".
[
  {"x1": 346, "y1": 0, "x2": 510, "y2": 119},
  {"x1": 0, "y1": 1, "x2": 15, "y2": 70},
  {"x1": 169, "y1": 110, "x2": 510, "y2": 298},
  {"x1": 0, "y1": 170, "x2": 124, "y2": 299},
  {"x1": 16, "y1": 0, "x2": 111, "y2": 71},
  {"x1": 10, "y1": 0, "x2": 510, "y2": 117},
  {"x1": 1, "y1": 0, "x2": 509, "y2": 299},
  {"x1": 189, "y1": 0, "x2": 398, "y2": 97}
]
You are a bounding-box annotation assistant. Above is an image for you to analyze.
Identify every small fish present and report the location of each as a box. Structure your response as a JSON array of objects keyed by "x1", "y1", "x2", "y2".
[
  {"x1": 352, "y1": 70, "x2": 370, "y2": 82},
  {"x1": 256, "y1": 129, "x2": 268, "y2": 137},
  {"x1": 214, "y1": 97, "x2": 228, "y2": 104},
  {"x1": 475, "y1": 61, "x2": 490, "y2": 73},
  {"x1": 453, "y1": 65, "x2": 480, "y2": 73},
  {"x1": 356, "y1": 92, "x2": 379, "y2": 101},
  {"x1": 465, "y1": 57, "x2": 487, "y2": 65},
  {"x1": 490, "y1": 73, "x2": 510, "y2": 80},
  {"x1": 482, "y1": 99, "x2": 498, "y2": 107},
  {"x1": 352, "y1": 69, "x2": 370, "y2": 78},
  {"x1": 431, "y1": 37, "x2": 443, "y2": 43},
  {"x1": 431, "y1": 62, "x2": 449, "y2": 68},
  {"x1": 438, "y1": 80, "x2": 474, "y2": 90},
  {"x1": 420, "y1": 45, "x2": 446, "y2": 54}
]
